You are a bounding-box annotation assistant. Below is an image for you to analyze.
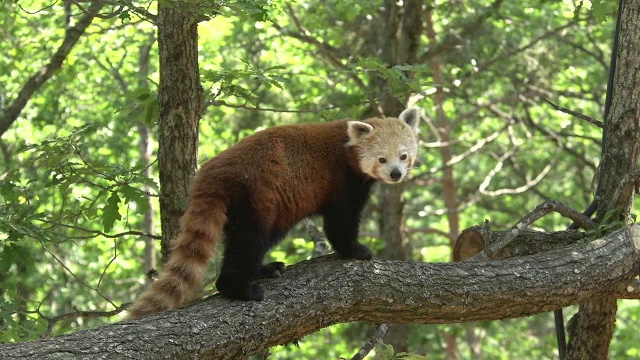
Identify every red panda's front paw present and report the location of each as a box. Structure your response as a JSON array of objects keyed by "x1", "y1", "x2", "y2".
[{"x1": 340, "y1": 243, "x2": 373, "y2": 261}]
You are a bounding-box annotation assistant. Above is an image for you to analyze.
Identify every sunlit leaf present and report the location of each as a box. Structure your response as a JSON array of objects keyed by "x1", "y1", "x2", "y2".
[{"x1": 101, "y1": 192, "x2": 122, "y2": 233}]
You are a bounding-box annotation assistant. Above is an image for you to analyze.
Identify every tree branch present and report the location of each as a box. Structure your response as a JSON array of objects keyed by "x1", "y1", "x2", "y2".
[
  {"x1": 207, "y1": 99, "x2": 368, "y2": 114},
  {"x1": 419, "y1": 0, "x2": 505, "y2": 62},
  {"x1": 542, "y1": 97, "x2": 604, "y2": 128},
  {"x1": 3, "y1": 225, "x2": 640, "y2": 359},
  {"x1": 273, "y1": 4, "x2": 380, "y2": 115},
  {"x1": 351, "y1": 323, "x2": 390, "y2": 360},
  {"x1": 0, "y1": 1, "x2": 105, "y2": 138},
  {"x1": 470, "y1": 200, "x2": 596, "y2": 260}
]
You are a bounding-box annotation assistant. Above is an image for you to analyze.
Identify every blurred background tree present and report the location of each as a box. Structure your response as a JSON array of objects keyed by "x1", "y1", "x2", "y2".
[{"x1": 0, "y1": 0, "x2": 638, "y2": 359}]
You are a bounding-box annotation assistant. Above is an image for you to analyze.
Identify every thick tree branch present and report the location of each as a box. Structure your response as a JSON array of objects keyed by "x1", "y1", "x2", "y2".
[
  {"x1": 2, "y1": 225, "x2": 640, "y2": 359},
  {"x1": 0, "y1": 2, "x2": 105, "y2": 138},
  {"x1": 470, "y1": 200, "x2": 596, "y2": 260}
]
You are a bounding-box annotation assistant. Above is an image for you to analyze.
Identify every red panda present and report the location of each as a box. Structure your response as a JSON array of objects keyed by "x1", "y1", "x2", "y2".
[{"x1": 125, "y1": 108, "x2": 420, "y2": 320}]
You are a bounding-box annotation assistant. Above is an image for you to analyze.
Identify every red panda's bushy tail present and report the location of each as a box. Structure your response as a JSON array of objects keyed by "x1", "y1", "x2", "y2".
[{"x1": 125, "y1": 203, "x2": 227, "y2": 320}]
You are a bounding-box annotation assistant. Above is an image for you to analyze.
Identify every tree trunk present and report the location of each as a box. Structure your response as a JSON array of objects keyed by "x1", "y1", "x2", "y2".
[
  {"x1": 374, "y1": 0, "x2": 423, "y2": 351},
  {"x1": 566, "y1": 1, "x2": 640, "y2": 358},
  {"x1": 3, "y1": 226, "x2": 640, "y2": 359},
  {"x1": 425, "y1": 7, "x2": 460, "y2": 251},
  {"x1": 156, "y1": 6, "x2": 203, "y2": 261},
  {"x1": 425, "y1": 6, "x2": 462, "y2": 358},
  {"x1": 137, "y1": 34, "x2": 157, "y2": 277}
]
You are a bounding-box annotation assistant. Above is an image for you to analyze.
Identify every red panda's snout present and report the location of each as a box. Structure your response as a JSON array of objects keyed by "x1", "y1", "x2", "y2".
[
  {"x1": 378, "y1": 163, "x2": 409, "y2": 184},
  {"x1": 390, "y1": 167, "x2": 402, "y2": 181}
]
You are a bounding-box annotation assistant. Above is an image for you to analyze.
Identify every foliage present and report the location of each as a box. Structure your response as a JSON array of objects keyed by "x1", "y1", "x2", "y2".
[
  {"x1": 1, "y1": 0, "x2": 639, "y2": 358},
  {"x1": 372, "y1": 341, "x2": 429, "y2": 359}
]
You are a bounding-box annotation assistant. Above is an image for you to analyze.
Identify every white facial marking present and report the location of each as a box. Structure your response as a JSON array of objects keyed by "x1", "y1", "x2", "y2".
[{"x1": 347, "y1": 114, "x2": 419, "y2": 184}]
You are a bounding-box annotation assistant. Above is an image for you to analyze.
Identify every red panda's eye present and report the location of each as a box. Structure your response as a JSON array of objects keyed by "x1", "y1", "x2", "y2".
[
  {"x1": 400, "y1": 154, "x2": 407, "y2": 160},
  {"x1": 378, "y1": 158, "x2": 386, "y2": 164}
]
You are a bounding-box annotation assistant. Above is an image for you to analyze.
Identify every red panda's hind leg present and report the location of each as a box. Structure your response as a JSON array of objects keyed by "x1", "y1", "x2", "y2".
[
  {"x1": 215, "y1": 228, "x2": 273, "y2": 301},
  {"x1": 257, "y1": 261, "x2": 286, "y2": 279}
]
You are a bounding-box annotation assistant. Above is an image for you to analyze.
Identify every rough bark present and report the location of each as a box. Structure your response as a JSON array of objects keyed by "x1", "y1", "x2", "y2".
[
  {"x1": 0, "y1": 2, "x2": 105, "y2": 138},
  {"x1": 594, "y1": 0, "x2": 640, "y2": 224},
  {"x1": 454, "y1": 227, "x2": 589, "y2": 261},
  {"x1": 565, "y1": 0, "x2": 640, "y2": 358},
  {"x1": 156, "y1": 6, "x2": 203, "y2": 261},
  {"x1": 3, "y1": 225, "x2": 640, "y2": 359}
]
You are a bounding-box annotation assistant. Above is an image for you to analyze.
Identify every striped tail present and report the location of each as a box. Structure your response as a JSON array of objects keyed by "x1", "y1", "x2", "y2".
[{"x1": 125, "y1": 204, "x2": 226, "y2": 320}]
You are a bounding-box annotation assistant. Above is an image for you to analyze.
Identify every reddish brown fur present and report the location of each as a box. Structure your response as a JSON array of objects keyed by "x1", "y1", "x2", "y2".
[
  {"x1": 125, "y1": 207, "x2": 225, "y2": 319},
  {"x1": 126, "y1": 114, "x2": 418, "y2": 320}
]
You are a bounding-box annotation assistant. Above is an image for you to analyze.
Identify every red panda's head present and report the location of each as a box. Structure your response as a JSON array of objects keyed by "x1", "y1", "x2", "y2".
[{"x1": 347, "y1": 108, "x2": 420, "y2": 184}]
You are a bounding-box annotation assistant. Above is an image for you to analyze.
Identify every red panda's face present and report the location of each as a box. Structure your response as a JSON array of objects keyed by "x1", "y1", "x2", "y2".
[{"x1": 347, "y1": 109, "x2": 420, "y2": 184}]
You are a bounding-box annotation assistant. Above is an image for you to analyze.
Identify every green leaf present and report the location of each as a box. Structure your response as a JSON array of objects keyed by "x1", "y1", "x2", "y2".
[
  {"x1": 577, "y1": 0, "x2": 614, "y2": 23},
  {"x1": 0, "y1": 182, "x2": 19, "y2": 202},
  {"x1": 101, "y1": 192, "x2": 122, "y2": 232},
  {"x1": 591, "y1": 0, "x2": 608, "y2": 23},
  {"x1": 223, "y1": 0, "x2": 271, "y2": 21},
  {"x1": 121, "y1": 185, "x2": 150, "y2": 215},
  {"x1": 138, "y1": 176, "x2": 160, "y2": 193},
  {"x1": 118, "y1": 10, "x2": 131, "y2": 22},
  {"x1": 0, "y1": 244, "x2": 16, "y2": 273},
  {"x1": 373, "y1": 341, "x2": 395, "y2": 360}
]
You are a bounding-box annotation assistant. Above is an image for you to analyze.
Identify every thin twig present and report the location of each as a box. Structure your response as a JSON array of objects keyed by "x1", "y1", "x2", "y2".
[
  {"x1": 39, "y1": 241, "x2": 118, "y2": 308},
  {"x1": 69, "y1": 0, "x2": 124, "y2": 19},
  {"x1": 542, "y1": 98, "x2": 603, "y2": 128},
  {"x1": 455, "y1": 20, "x2": 579, "y2": 90},
  {"x1": 117, "y1": 0, "x2": 157, "y2": 23},
  {"x1": 1, "y1": 1, "x2": 105, "y2": 138},
  {"x1": 419, "y1": 123, "x2": 509, "y2": 178},
  {"x1": 208, "y1": 99, "x2": 367, "y2": 114},
  {"x1": 97, "y1": 239, "x2": 119, "y2": 289},
  {"x1": 37, "y1": 219, "x2": 161, "y2": 240},
  {"x1": 351, "y1": 323, "x2": 391, "y2": 360},
  {"x1": 274, "y1": 4, "x2": 381, "y2": 116},
  {"x1": 40, "y1": 303, "x2": 129, "y2": 338},
  {"x1": 304, "y1": 218, "x2": 330, "y2": 257},
  {"x1": 17, "y1": 0, "x2": 59, "y2": 15}
]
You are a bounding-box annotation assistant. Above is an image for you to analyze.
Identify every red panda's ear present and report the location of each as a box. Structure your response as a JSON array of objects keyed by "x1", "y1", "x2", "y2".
[
  {"x1": 398, "y1": 108, "x2": 421, "y2": 132},
  {"x1": 347, "y1": 121, "x2": 374, "y2": 143}
]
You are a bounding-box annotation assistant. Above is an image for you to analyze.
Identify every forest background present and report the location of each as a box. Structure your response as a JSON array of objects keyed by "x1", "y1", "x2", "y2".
[{"x1": 1, "y1": 0, "x2": 639, "y2": 359}]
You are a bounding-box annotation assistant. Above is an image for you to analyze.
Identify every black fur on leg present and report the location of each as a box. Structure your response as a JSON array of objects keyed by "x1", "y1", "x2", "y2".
[
  {"x1": 216, "y1": 274, "x2": 264, "y2": 301},
  {"x1": 257, "y1": 261, "x2": 286, "y2": 279},
  {"x1": 217, "y1": 196, "x2": 288, "y2": 300},
  {"x1": 322, "y1": 176, "x2": 373, "y2": 259},
  {"x1": 216, "y1": 223, "x2": 272, "y2": 301},
  {"x1": 343, "y1": 243, "x2": 373, "y2": 260}
]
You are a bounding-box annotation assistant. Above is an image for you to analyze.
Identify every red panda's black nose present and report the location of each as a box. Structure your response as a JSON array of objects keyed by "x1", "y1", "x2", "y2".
[{"x1": 390, "y1": 169, "x2": 402, "y2": 180}]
